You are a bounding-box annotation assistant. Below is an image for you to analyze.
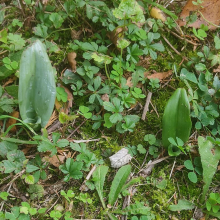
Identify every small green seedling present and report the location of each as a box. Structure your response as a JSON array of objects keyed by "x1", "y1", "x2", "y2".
[
  {"x1": 56, "y1": 87, "x2": 68, "y2": 102},
  {"x1": 206, "y1": 193, "x2": 220, "y2": 213},
  {"x1": 184, "y1": 157, "x2": 202, "y2": 183},
  {"x1": 78, "y1": 106, "x2": 92, "y2": 119},
  {"x1": 3, "y1": 57, "x2": 18, "y2": 70}
]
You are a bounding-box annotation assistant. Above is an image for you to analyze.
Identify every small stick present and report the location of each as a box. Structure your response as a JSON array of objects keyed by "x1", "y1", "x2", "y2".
[
  {"x1": 80, "y1": 165, "x2": 97, "y2": 191},
  {"x1": 169, "y1": 158, "x2": 176, "y2": 179},
  {"x1": 142, "y1": 91, "x2": 152, "y2": 120},
  {"x1": 168, "y1": 29, "x2": 199, "y2": 46},
  {"x1": 150, "y1": 101, "x2": 159, "y2": 118},
  {"x1": 162, "y1": 35, "x2": 181, "y2": 56},
  {"x1": 67, "y1": 119, "x2": 87, "y2": 139}
]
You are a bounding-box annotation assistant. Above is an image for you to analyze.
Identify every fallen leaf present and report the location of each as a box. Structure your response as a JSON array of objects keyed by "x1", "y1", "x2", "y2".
[
  {"x1": 71, "y1": 29, "x2": 82, "y2": 40},
  {"x1": 3, "y1": 76, "x2": 16, "y2": 87},
  {"x1": 42, "y1": 0, "x2": 48, "y2": 5},
  {"x1": 213, "y1": 65, "x2": 220, "y2": 72},
  {"x1": 45, "y1": 110, "x2": 58, "y2": 129},
  {"x1": 107, "y1": 27, "x2": 127, "y2": 46},
  {"x1": 62, "y1": 85, "x2": 73, "y2": 109},
  {"x1": 178, "y1": 0, "x2": 220, "y2": 30},
  {"x1": 67, "y1": 52, "x2": 77, "y2": 72},
  {"x1": 101, "y1": 94, "x2": 109, "y2": 102},
  {"x1": 126, "y1": 77, "x2": 133, "y2": 87},
  {"x1": 49, "y1": 154, "x2": 65, "y2": 168},
  {"x1": 55, "y1": 86, "x2": 73, "y2": 114},
  {"x1": 6, "y1": 111, "x2": 19, "y2": 133},
  {"x1": 149, "y1": 6, "x2": 166, "y2": 22},
  {"x1": 145, "y1": 70, "x2": 173, "y2": 81}
]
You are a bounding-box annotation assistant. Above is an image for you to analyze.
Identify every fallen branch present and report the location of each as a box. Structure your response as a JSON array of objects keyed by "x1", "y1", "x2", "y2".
[{"x1": 142, "y1": 91, "x2": 152, "y2": 120}]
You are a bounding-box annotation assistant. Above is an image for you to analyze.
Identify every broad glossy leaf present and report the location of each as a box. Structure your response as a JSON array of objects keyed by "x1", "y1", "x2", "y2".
[
  {"x1": 162, "y1": 88, "x2": 192, "y2": 148},
  {"x1": 18, "y1": 40, "x2": 56, "y2": 129}
]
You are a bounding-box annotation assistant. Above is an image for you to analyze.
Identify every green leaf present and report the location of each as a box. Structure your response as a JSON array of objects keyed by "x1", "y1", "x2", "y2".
[
  {"x1": 56, "y1": 87, "x2": 68, "y2": 102},
  {"x1": 108, "y1": 164, "x2": 131, "y2": 206},
  {"x1": 109, "y1": 113, "x2": 123, "y2": 123},
  {"x1": 144, "y1": 134, "x2": 156, "y2": 145},
  {"x1": 37, "y1": 141, "x2": 57, "y2": 155},
  {"x1": 214, "y1": 36, "x2": 220, "y2": 50},
  {"x1": 137, "y1": 144, "x2": 146, "y2": 154},
  {"x1": 57, "y1": 139, "x2": 69, "y2": 148},
  {"x1": 103, "y1": 101, "x2": 116, "y2": 112},
  {"x1": 180, "y1": 68, "x2": 198, "y2": 84},
  {"x1": 25, "y1": 174, "x2": 35, "y2": 184},
  {"x1": 104, "y1": 113, "x2": 113, "y2": 128},
  {"x1": 29, "y1": 208, "x2": 37, "y2": 216},
  {"x1": 20, "y1": 206, "x2": 29, "y2": 215},
  {"x1": 49, "y1": 13, "x2": 64, "y2": 28},
  {"x1": 0, "y1": 191, "x2": 9, "y2": 201},
  {"x1": 198, "y1": 136, "x2": 220, "y2": 201},
  {"x1": 113, "y1": 0, "x2": 145, "y2": 23},
  {"x1": 117, "y1": 39, "x2": 130, "y2": 49},
  {"x1": 188, "y1": 172, "x2": 197, "y2": 183},
  {"x1": 195, "y1": 63, "x2": 206, "y2": 71},
  {"x1": 127, "y1": 44, "x2": 143, "y2": 63},
  {"x1": 50, "y1": 210, "x2": 62, "y2": 219},
  {"x1": 8, "y1": 33, "x2": 26, "y2": 51},
  {"x1": 0, "y1": 141, "x2": 18, "y2": 158},
  {"x1": 162, "y1": 88, "x2": 192, "y2": 148},
  {"x1": 26, "y1": 164, "x2": 39, "y2": 173},
  {"x1": 59, "y1": 158, "x2": 83, "y2": 181},
  {"x1": 93, "y1": 165, "x2": 109, "y2": 209},
  {"x1": 184, "y1": 160, "x2": 194, "y2": 170},
  {"x1": 18, "y1": 40, "x2": 56, "y2": 129},
  {"x1": 0, "y1": 29, "x2": 7, "y2": 43},
  {"x1": 33, "y1": 24, "x2": 48, "y2": 38},
  {"x1": 169, "y1": 199, "x2": 195, "y2": 211},
  {"x1": 116, "y1": 201, "x2": 151, "y2": 215}
]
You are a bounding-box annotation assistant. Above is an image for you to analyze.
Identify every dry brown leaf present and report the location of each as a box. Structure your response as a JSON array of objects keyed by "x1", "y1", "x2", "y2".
[
  {"x1": 145, "y1": 70, "x2": 173, "y2": 81},
  {"x1": 67, "y1": 52, "x2": 77, "y2": 72},
  {"x1": 55, "y1": 86, "x2": 73, "y2": 114},
  {"x1": 126, "y1": 77, "x2": 133, "y2": 87},
  {"x1": 6, "y1": 111, "x2": 19, "y2": 133},
  {"x1": 101, "y1": 94, "x2": 109, "y2": 102},
  {"x1": 42, "y1": 0, "x2": 48, "y2": 4},
  {"x1": 107, "y1": 27, "x2": 127, "y2": 46},
  {"x1": 55, "y1": 99, "x2": 63, "y2": 112},
  {"x1": 45, "y1": 110, "x2": 58, "y2": 129},
  {"x1": 149, "y1": 6, "x2": 166, "y2": 22},
  {"x1": 213, "y1": 65, "x2": 220, "y2": 72},
  {"x1": 62, "y1": 85, "x2": 73, "y2": 109},
  {"x1": 49, "y1": 154, "x2": 65, "y2": 168},
  {"x1": 178, "y1": 0, "x2": 220, "y2": 30},
  {"x1": 71, "y1": 29, "x2": 82, "y2": 40},
  {"x1": 3, "y1": 76, "x2": 16, "y2": 87}
]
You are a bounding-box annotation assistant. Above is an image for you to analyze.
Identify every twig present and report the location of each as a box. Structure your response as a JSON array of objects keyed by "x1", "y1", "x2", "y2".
[
  {"x1": 169, "y1": 158, "x2": 176, "y2": 179},
  {"x1": 46, "y1": 197, "x2": 60, "y2": 214},
  {"x1": 80, "y1": 165, "x2": 97, "y2": 191},
  {"x1": 141, "y1": 91, "x2": 152, "y2": 120},
  {"x1": 67, "y1": 119, "x2": 87, "y2": 139},
  {"x1": 73, "y1": 138, "x2": 100, "y2": 143},
  {"x1": 140, "y1": 151, "x2": 149, "y2": 169},
  {"x1": 0, "y1": 182, "x2": 13, "y2": 211},
  {"x1": 168, "y1": 29, "x2": 199, "y2": 46},
  {"x1": 150, "y1": 101, "x2": 159, "y2": 118},
  {"x1": 162, "y1": 35, "x2": 182, "y2": 56}
]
